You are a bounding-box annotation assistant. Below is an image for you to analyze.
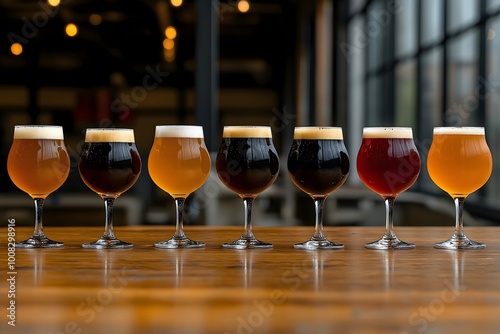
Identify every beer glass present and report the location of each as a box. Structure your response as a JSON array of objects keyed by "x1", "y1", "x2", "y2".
[
  {"x1": 148, "y1": 125, "x2": 211, "y2": 248},
  {"x1": 357, "y1": 127, "x2": 421, "y2": 249},
  {"x1": 7, "y1": 125, "x2": 70, "y2": 248},
  {"x1": 287, "y1": 127, "x2": 350, "y2": 250},
  {"x1": 216, "y1": 126, "x2": 280, "y2": 249},
  {"x1": 78, "y1": 128, "x2": 141, "y2": 249},
  {"x1": 427, "y1": 127, "x2": 492, "y2": 249}
]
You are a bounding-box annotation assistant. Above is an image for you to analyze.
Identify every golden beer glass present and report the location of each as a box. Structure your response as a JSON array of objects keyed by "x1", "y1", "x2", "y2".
[
  {"x1": 148, "y1": 125, "x2": 211, "y2": 248},
  {"x1": 7, "y1": 125, "x2": 70, "y2": 248},
  {"x1": 427, "y1": 127, "x2": 492, "y2": 249}
]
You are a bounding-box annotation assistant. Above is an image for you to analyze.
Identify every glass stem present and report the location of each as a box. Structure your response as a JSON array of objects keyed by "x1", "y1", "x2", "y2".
[
  {"x1": 103, "y1": 198, "x2": 116, "y2": 240},
  {"x1": 384, "y1": 197, "x2": 396, "y2": 239},
  {"x1": 241, "y1": 197, "x2": 255, "y2": 240},
  {"x1": 312, "y1": 198, "x2": 326, "y2": 240},
  {"x1": 454, "y1": 197, "x2": 465, "y2": 238},
  {"x1": 173, "y1": 197, "x2": 187, "y2": 239},
  {"x1": 33, "y1": 198, "x2": 46, "y2": 238}
]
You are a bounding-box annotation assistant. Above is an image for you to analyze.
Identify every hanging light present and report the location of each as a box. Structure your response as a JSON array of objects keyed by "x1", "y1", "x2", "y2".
[
  {"x1": 237, "y1": 0, "x2": 250, "y2": 13},
  {"x1": 163, "y1": 38, "x2": 175, "y2": 50},
  {"x1": 10, "y1": 43, "x2": 23, "y2": 56},
  {"x1": 165, "y1": 26, "x2": 177, "y2": 39},
  {"x1": 170, "y1": 0, "x2": 183, "y2": 7},
  {"x1": 65, "y1": 23, "x2": 78, "y2": 37},
  {"x1": 48, "y1": 0, "x2": 60, "y2": 7},
  {"x1": 89, "y1": 14, "x2": 103, "y2": 26}
]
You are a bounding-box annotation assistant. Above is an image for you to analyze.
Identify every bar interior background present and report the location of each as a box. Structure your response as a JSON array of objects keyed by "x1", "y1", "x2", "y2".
[{"x1": 1, "y1": 0, "x2": 499, "y2": 227}]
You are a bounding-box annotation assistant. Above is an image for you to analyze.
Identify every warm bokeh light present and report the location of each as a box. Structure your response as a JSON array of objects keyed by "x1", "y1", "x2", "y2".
[
  {"x1": 237, "y1": 0, "x2": 250, "y2": 13},
  {"x1": 165, "y1": 26, "x2": 177, "y2": 39},
  {"x1": 89, "y1": 14, "x2": 102, "y2": 26},
  {"x1": 65, "y1": 23, "x2": 78, "y2": 37},
  {"x1": 163, "y1": 38, "x2": 175, "y2": 50},
  {"x1": 170, "y1": 0, "x2": 183, "y2": 7},
  {"x1": 10, "y1": 43, "x2": 23, "y2": 56},
  {"x1": 164, "y1": 49, "x2": 175, "y2": 63},
  {"x1": 48, "y1": 0, "x2": 60, "y2": 7}
]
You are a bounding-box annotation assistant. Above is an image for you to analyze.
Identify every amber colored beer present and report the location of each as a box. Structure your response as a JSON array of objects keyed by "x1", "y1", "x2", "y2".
[
  {"x1": 288, "y1": 127, "x2": 350, "y2": 196},
  {"x1": 357, "y1": 127, "x2": 420, "y2": 198},
  {"x1": 148, "y1": 126, "x2": 211, "y2": 197},
  {"x1": 427, "y1": 127, "x2": 492, "y2": 197},
  {"x1": 78, "y1": 129, "x2": 141, "y2": 196},
  {"x1": 216, "y1": 126, "x2": 280, "y2": 197},
  {"x1": 7, "y1": 126, "x2": 70, "y2": 198}
]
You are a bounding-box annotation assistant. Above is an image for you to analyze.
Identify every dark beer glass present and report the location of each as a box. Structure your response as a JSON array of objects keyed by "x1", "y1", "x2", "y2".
[
  {"x1": 216, "y1": 126, "x2": 279, "y2": 249},
  {"x1": 287, "y1": 127, "x2": 350, "y2": 250},
  {"x1": 78, "y1": 128, "x2": 141, "y2": 249},
  {"x1": 356, "y1": 127, "x2": 420, "y2": 250}
]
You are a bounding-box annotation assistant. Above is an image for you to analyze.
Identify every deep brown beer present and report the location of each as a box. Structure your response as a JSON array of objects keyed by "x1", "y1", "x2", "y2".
[{"x1": 79, "y1": 129, "x2": 141, "y2": 197}]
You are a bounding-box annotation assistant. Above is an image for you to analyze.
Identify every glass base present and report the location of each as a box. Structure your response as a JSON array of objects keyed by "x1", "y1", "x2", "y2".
[
  {"x1": 15, "y1": 236, "x2": 64, "y2": 248},
  {"x1": 294, "y1": 237, "x2": 344, "y2": 250},
  {"x1": 365, "y1": 234, "x2": 415, "y2": 250},
  {"x1": 82, "y1": 237, "x2": 133, "y2": 249},
  {"x1": 222, "y1": 237, "x2": 272, "y2": 249},
  {"x1": 434, "y1": 233, "x2": 485, "y2": 250},
  {"x1": 155, "y1": 237, "x2": 205, "y2": 249}
]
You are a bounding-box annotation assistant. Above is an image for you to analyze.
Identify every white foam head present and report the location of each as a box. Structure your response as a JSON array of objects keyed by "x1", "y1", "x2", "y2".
[
  {"x1": 155, "y1": 125, "x2": 204, "y2": 138},
  {"x1": 85, "y1": 128, "x2": 135, "y2": 142},
  {"x1": 223, "y1": 126, "x2": 272, "y2": 138},
  {"x1": 433, "y1": 127, "x2": 485, "y2": 135},
  {"x1": 363, "y1": 127, "x2": 413, "y2": 139},
  {"x1": 14, "y1": 125, "x2": 64, "y2": 140},
  {"x1": 294, "y1": 127, "x2": 343, "y2": 140}
]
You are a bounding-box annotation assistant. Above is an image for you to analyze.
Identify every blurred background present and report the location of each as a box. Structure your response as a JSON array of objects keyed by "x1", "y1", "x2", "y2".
[{"x1": 1, "y1": 0, "x2": 499, "y2": 228}]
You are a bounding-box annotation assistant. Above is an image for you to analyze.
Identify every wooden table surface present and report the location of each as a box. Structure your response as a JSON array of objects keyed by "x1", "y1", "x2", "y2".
[{"x1": 1, "y1": 225, "x2": 500, "y2": 334}]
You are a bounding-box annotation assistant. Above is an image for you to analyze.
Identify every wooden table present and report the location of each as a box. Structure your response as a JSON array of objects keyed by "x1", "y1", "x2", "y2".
[{"x1": 1, "y1": 226, "x2": 500, "y2": 334}]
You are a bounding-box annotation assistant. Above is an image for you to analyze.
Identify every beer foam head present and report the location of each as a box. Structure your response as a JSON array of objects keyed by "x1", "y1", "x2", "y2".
[
  {"x1": 433, "y1": 127, "x2": 485, "y2": 135},
  {"x1": 85, "y1": 128, "x2": 135, "y2": 142},
  {"x1": 294, "y1": 127, "x2": 343, "y2": 140},
  {"x1": 14, "y1": 125, "x2": 64, "y2": 140},
  {"x1": 363, "y1": 127, "x2": 413, "y2": 139},
  {"x1": 155, "y1": 125, "x2": 204, "y2": 138},
  {"x1": 223, "y1": 126, "x2": 272, "y2": 138}
]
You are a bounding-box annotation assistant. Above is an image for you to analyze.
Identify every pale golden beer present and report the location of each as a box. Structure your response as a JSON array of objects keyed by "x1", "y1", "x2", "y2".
[
  {"x1": 148, "y1": 126, "x2": 211, "y2": 197},
  {"x1": 427, "y1": 127, "x2": 492, "y2": 249},
  {"x1": 427, "y1": 127, "x2": 492, "y2": 197},
  {"x1": 8, "y1": 125, "x2": 70, "y2": 198}
]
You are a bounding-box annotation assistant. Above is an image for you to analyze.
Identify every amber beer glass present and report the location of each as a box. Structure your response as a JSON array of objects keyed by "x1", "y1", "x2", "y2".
[
  {"x1": 7, "y1": 125, "x2": 70, "y2": 248},
  {"x1": 148, "y1": 125, "x2": 211, "y2": 248},
  {"x1": 427, "y1": 127, "x2": 492, "y2": 249},
  {"x1": 357, "y1": 127, "x2": 421, "y2": 249},
  {"x1": 287, "y1": 127, "x2": 350, "y2": 249},
  {"x1": 216, "y1": 126, "x2": 280, "y2": 249},
  {"x1": 78, "y1": 128, "x2": 141, "y2": 248}
]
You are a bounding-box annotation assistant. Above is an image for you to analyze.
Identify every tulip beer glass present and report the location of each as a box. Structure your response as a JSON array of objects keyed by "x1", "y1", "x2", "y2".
[
  {"x1": 216, "y1": 126, "x2": 280, "y2": 249},
  {"x1": 7, "y1": 125, "x2": 70, "y2": 248},
  {"x1": 148, "y1": 125, "x2": 211, "y2": 248},
  {"x1": 78, "y1": 128, "x2": 141, "y2": 249},
  {"x1": 357, "y1": 127, "x2": 421, "y2": 249},
  {"x1": 427, "y1": 127, "x2": 492, "y2": 249},
  {"x1": 287, "y1": 127, "x2": 350, "y2": 250}
]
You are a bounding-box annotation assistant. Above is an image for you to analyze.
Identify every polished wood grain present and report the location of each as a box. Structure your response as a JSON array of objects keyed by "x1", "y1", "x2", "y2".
[{"x1": 1, "y1": 226, "x2": 500, "y2": 334}]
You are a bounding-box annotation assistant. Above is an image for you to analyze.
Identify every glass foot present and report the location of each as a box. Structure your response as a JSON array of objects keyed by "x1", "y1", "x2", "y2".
[
  {"x1": 222, "y1": 237, "x2": 272, "y2": 249},
  {"x1": 365, "y1": 234, "x2": 415, "y2": 250},
  {"x1": 155, "y1": 237, "x2": 205, "y2": 249},
  {"x1": 434, "y1": 233, "x2": 485, "y2": 249},
  {"x1": 294, "y1": 237, "x2": 344, "y2": 250},
  {"x1": 15, "y1": 236, "x2": 64, "y2": 248},
  {"x1": 82, "y1": 237, "x2": 133, "y2": 249}
]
